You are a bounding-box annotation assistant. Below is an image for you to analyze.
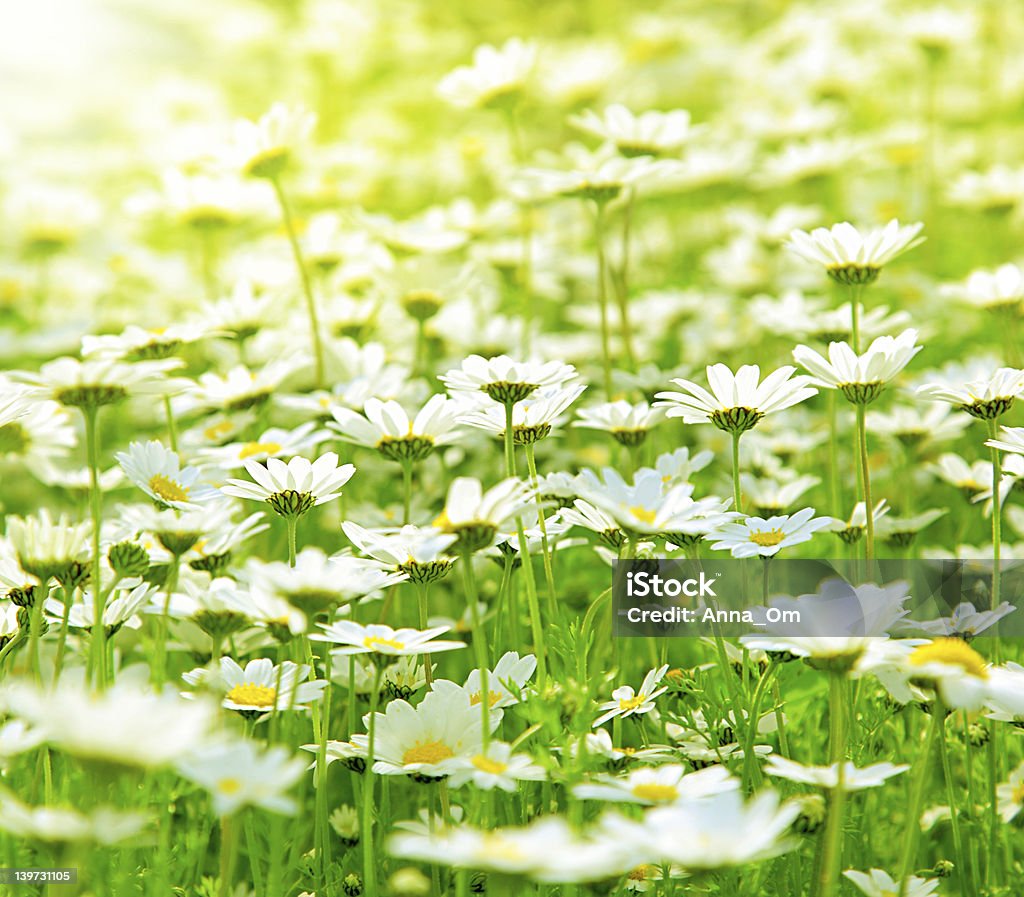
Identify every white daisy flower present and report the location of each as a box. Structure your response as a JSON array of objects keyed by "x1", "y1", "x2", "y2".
[
  {"x1": 181, "y1": 359, "x2": 303, "y2": 414},
  {"x1": 433, "y1": 476, "x2": 534, "y2": 553},
  {"x1": 81, "y1": 322, "x2": 210, "y2": 361},
  {"x1": 0, "y1": 793, "x2": 147, "y2": 846},
  {"x1": 843, "y1": 869, "x2": 939, "y2": 897},
  {"x1": 459, "y1": 384, "x2": 586, "y2": 444},
  {"x1": 764, "y1": 756, "x2": 909, "y2": 791},
  {"x1": 341, "y1": 522, "x2": 456, "y2": 584},
  {"x1": 437, "y1": 38, "x2": 538, "y2": 109},
  {"x1": 707, "y1": 508, "x2": 836, "y2": 558},
  {"x1": 221, "y1": 452, "x2": 356, "y2": 518},
  {"x1": 793, "y1": 330, "x2": 922, "y2": 404},
  {"x1": 185, "y1": 656, "x2": 326, "y2": 718},
  {"x1": 440, "y1": 355, "x2": 577, "y2": 405},
  {"x1": 996, "y1": 761, "x2": 1024, "y2": 823},
  {"x1": 446, "y1": 741, "x2": 547, "y2": 792},
  {"x1": 311, "y1": 621, "x2": 465, "y2": 658},
  {"x1": 177, "y1": 739, "x2": 306, "y2": 815},
  {"x1": 874, "y1": 638, "x2": 992, "y2": 711},
  {"x1": 228, "y1": 102, "x2": 315, "y2": 180},
  {"x1": 593, "y1": 665, "x2": 669, "y2": 727},
  {"x1": 943, "y1": 263, "x2": 1024, "y2": 311},
  {"x1": 116, "y1": 440, "x2": 219, "y2": 511},
  {"x1": 573, "y1": 763, "x2": 738, "y2": 805},
  {"x1": 353, "y1": 680, "x2": 497, "y2": 777},
  {"x1": 917, "y1": 367, "x2": 1024, "y2": 420},
  {"x1": 570, "y1": 104, "x2": 697, "y2": 157},
  {"x1": 11, "y1": 357, "x2": 184, "y2": 409},
  {"x1": 786, "y1": 219, "x2": 925, "y2": 285},
  {"x1": 573, "y1": 400, "x2": 667, "y2": 447},
  {"x1": 462, "y1": 651, "x2": 537, "y2": 710},
  {"x1": 197, "y1": 422, "x2": 328, "y2": 470},
  {"x1": 655, "y1": 364, "x2": 817, "y2": 433},
  {"x1": 329, "y1": 395, "x2": 463, "y2": 463},
  {"x1": 899, "y1": 601, "x2": 1015, "y2": 639}
]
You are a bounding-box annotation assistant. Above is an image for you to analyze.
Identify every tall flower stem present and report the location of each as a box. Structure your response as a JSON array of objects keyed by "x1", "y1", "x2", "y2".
[
  {"x1": 816, "y1": 673, "x2": 849, "y2": 897},
  {"x1": 525, "y1": 444, "x2": 557, "y2": 613},
  {"x1": 730, "y1": 431, "x2": 743, "y2": 513},
  {"x1": 286, "y1": 516, "x2": 298, "y2": 568},
  {"x1": 502, "y1": 401, "x2": 517, "y2": 477},
  {"x1": 987, "y1": 419, "x2": 1002, "y2": 611},
  {"x1": 314, "y1": 646, "x2": 333, "y2": 888},
  {"x1": 218, "y1": 813, "x2": 239, "y2": 897},
  {"x1": 362, "y1": 665, "x2": 383, "y2": 897},
  {"x1": 401, "y1": 461, "x2": 413, "y2": 526},
  {"x1": 848, "y1": 283, "x2": 863, "y2": 353},
  {"x1": 611, "y1": 187, "x2": 637, "y2": 368},
  {"x1": 896, "y1": 707, "x2": 942, "y2": 897},
  {"x1": 163, "y1": 396, "x2": 179, "y2": 453},
  {"x1": 416, "y1": 582, "x2": 433, "y2": 687},
  {"x1": 83, "y1": 406, "x2": 107, "y2": 688},
  {"x1": 855, "y1": 404, "x2": 875, "y2": 561},
  {"x1": 461, "y1": 551, "x2": 492, "y2": 750},
  {"x1": 593, "y1": 202, "x2": 614, "y2": 396},
  {"x1": 937, "y1": 710, "x2": 978, "y2": 897},
  {"x1": 270, "y1": 176, "x2": 325, "y2": 389}
]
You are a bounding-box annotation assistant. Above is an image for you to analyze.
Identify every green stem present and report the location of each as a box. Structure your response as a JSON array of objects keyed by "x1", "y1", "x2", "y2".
[
  {"x1": 270, "y1": 175, "x2": 325, "y2": 388},
  {"x1": 503, "y1": 400, "x2": 517, "y2": 477},
  {"x1": 897, "y1": 708, "x2": 943, "y2": 897},
  {"x1": 525, "y1": 444, "x2": 557, "y2": 614},
  {"x1": 855, "y1": 403, "x2": 875, "y2": 561},
  {"x1": 816, "y1": 673, "x2": 849, "y2": 897},
  {"x1": 164, "y1": 395, "x2": 178, "y2": 454},
  {"x1": 849, "y1": 283, "x2": 863, "y2": 353},
  {"x1": 611, "y1": 187, "x2": 636, "y2": 368},
  {"x1": 362, "y1": 665, "x2": 382, "y2": 897},
  {"x1": 83, "y1": 406, "x2": 107, "y2": 689},
  {"x1": 731, "y1": 430, "x2": 743, "y2": 513},
  {"x1": 462, "y1": 551, "x2": 492, "y2": 751},
  {"x1": 594, "y1": 201, "x2": 613, "y2": 396},
  {"x1": 416, "y1": 582, "x2": 433, "y2": 687},
  {"x1": 988, "y1": 419, "x2": 1002, "y2": 611},
  {"x1": 938, "y1": 710, "x2": 976, "y2": 897},
  {"x1": 219, "y1": 813, "x2": 239, "y2": 897},
  {"x1": 286, "y1": 516, "x2": 298, "y2": 568},
  {"x1": 401, "y1": 461, "x2": 413, "y2": 526}
]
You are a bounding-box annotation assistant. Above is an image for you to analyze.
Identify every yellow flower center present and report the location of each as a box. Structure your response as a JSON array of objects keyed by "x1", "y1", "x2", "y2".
[
  {"x1": 402, "y1": 740, "x2": 455, "y2": 766},
  {"x1": 225, "y1": 683, "x2": 277, "y2": 707},
  {"x1": 471, "y1": 755, "x2": 508, "y2": 775},
  {"x1": 480, "y1": 834, "x2": 524, "y2": 861},
  {"x1": 618, "y1": 692, "x2": 646, "y2": 711},
  {"x1": 239, "y1": 441, "x2": 282, "y2": 459},
  {"x1": 909, "y1": 638, "x2": 988, "y2": 679},
  {"x1": 204, "y1": 421, "x2": 235, "y2": 440},
  {"x1": 364, "y1": 635, "x2": 405, "y2": 652},
  {"x1": 1012, "y1": 782, "x2": 1024, "y2": 805},
  {"x1": 631, "y1": 783, "x2": 679, "y2": 803},
  {"x1": 629, "y1": 505, "x2": 658, "y2": 525},
  {"x1": 469, "y1": 690, "x2": 503, "y2": 707},
  {"x1": 750, "y1": 528, "x2": 786, "y2": 547},
  {"x1": 218, "y1": 777, "x2": 242, "y2": 795},
  {"x1": 628, "y1": 865, "x2": 655, "y2": 881},
  {"x1": 432, "y1": 510, "x2": 451, "y2": 530},
  {"x1": 149, "y1": 473, "x2": 189, "y2": 503}
]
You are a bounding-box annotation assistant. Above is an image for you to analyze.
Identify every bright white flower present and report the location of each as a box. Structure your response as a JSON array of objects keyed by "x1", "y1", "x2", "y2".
[
  {"x1": 341, "y1": 522, "x2": 456, "y2": 584},
  {"x1": 228, "y1": 102, "x2": 315, "y2": 179},
  {"x1": 793, "y1": 330, "x2": 922, "y2": 404},
  {"x1": 459, "y1": 384, "x2": 586, "y2": 443},
  {"x1": 786, "y1": 220, "x2": 925, "y2": 285},
  {"x1": 573, "y1": 400, "x2": 667, "y2": 446},
  {"x1": 944, "y1": 263, "x2": 1024, "y2": 311},
  {"x1": 570, "y1": 104, "x2": 697, "y2": 157},
  {"x1": 603, "y1": 790, "x2": 799, "y2": 870},
  {"x1": 311, "y1": 621, "x2": 465, "y2": 658},
  {"x1": 655, "y1": 364, "x2": 817, "y2": 433},
  {"x1": 899, "y1": 601, "x2": 1015, "y2": 638},
  {"x1": 462, "y1": 651, "x2": 537, "y2": 710},
  {"x1": 433, "y1": 476, "x2": 534, "y2": 552},
  {"x1": 0, "y1": 679, "x2": 217, "y2": 769},
  {"x1": 182, "y1": 360, "x2": 303, "y2": 414},
  {"x1": 437, "y1": 38, "x2": 537, "y2": 109},
  {"x1": 843, "y1": 869, "x2": 939, "y2": 897},
  {"x1": 707, "y1": 508, "x2": 836, "y2": 558},
  {"x1": 353, "y1": 680, "x2": 496, "y2": 777},
  {"x1": 45, "y1": 581, "x2": 153, "y2": 633},
  {"x1": 197, "y1": 422, "x2": 328, "y2": 470},
  {"x1": 740, "y1": 473, "x2": 820, "y2": 515},
  {"x1": 917, "y1": 367, "x2": 1024, "y2": 420},
  {"x1": 185, "y1": 656, "x2": 326, "y2": 717},
  {"x1": 330, "y1": 395, "x2": 462, "y2": 463},
  {"x1": 177, "y1": 739, "x2": 306, "y2": 815},
  {"x1": 446, "y1": 741, "x2": 546, "y2": 792},
  {"x1": 593, "y1": 665, "x2": 668, "y2": 727},
  {"x1": 81, "y1": 322, "x2": 209, "y2": 361},
  {"x1": 559, "y1": 499, "x2": 626, "y2": 548},
  {"x1": 0, "y1": 719, "x2": 44, "y2": 760},
  {"x1": 576, "y1": 468, "x2": 737, "y2": 537},
  {"x1": 6, "y1": 509, "x2": 91, "y2": 582},
  {"x1": 0, "y1": 391, "x2": 75, "y2": 466},
  {"x1": 573, "y1": 764, "x2": 738, "y2": 806},
  {"x1": 440, "y1": 355, "x2": 577, "y2": 405},
  {"x1": 221, "y1": 452, "x2": 356, "y2": 517},
  {"x1": 116, "y1": 440, "x2": 219, "y2": 510},
  {"x1": 996, "y1": 761, "x2": 1024, "y2": 823},
  {"x1": 876, "y1": 638, "x2": 992, "y2": 711},
  {"x1": 764, "y1": 756, "x2": 908, "y2": 791},
  {"x1": 11, "y1": 357, "x2": 183, "y2": 408},
  {"x1": 0, "y1": 792, "x2": 147, "y2": 845}
]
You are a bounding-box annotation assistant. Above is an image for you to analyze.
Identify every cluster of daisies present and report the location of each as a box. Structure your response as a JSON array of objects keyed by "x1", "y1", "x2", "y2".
[{"x1": 3, "y1": 1, "x2": 1024, "y2": 897}]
